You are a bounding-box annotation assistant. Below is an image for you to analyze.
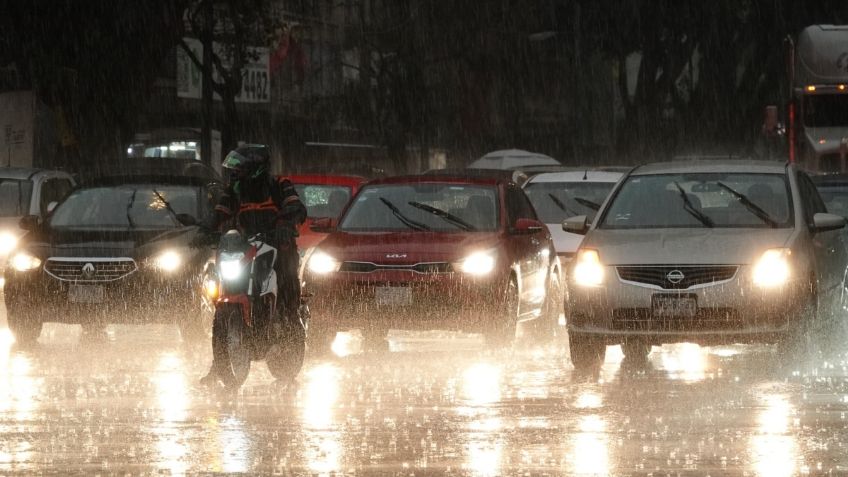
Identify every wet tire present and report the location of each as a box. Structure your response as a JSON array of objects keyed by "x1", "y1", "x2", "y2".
[
  {"x1": 307, "y1": 324, "x2": 336, "y2": 356},
  {"x1": 568, "y1": 332, "x2": 606, "y2": 370},
  {"x1": 6, "y1": 307, "x2": 42, "y2": 345},
  {"x1": 484, "y1": 277, "x2": 519, "y2": 348},
  {"x1": 532, "y1": 272, "x2": 562, "y2": 342},
  {"x1": 266, "y1": 321, "x2": 306, "y2": 382},
  {"x1": 622, "y1": 340, "x2": 651, "y2": 362},
  {"x1": 218, "y1": 306, "x2": 251, "y2": 389}
]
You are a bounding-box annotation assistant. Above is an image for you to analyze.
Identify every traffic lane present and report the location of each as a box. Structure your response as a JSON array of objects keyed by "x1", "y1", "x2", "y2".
[{"x1": 3, "y1": 316, "x2": 848, "y2": 474}]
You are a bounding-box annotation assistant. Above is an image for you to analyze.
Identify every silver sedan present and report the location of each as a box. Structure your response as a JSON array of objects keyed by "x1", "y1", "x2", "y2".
[{"x1": 563, "y1": 160, "x2": 848, "y2": 369}]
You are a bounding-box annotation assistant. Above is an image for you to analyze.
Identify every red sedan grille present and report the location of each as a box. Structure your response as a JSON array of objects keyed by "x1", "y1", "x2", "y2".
[{"x1": 339, "y1": 261, "x2": 453, "y2": 274}]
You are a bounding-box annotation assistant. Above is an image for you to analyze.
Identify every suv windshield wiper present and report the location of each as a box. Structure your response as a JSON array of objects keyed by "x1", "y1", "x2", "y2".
[
  {"x1": 408, "y1": 201, "x2": 476, "y2": 231},
  {"x1": 715, "y1": 182, "x2": 778, "y2": 228},
  {"x1": 673, "y1": 182, "x2": 714, "y2": 228},
  {"x1": 152, "y1": 189, "x2": 184, "y2": 227},
  {"x1": 573, "y1": 196, "x2": 601, "y2": 211},
  {"x1": 379, "y1": 197, "x2": 431, "y2": 231},
  {"x1": 126, "y1": 189, "x2": 138, "y2": 229},
  {"x1": 548, "y1": 193, "x2": 579, "y2": 217}
]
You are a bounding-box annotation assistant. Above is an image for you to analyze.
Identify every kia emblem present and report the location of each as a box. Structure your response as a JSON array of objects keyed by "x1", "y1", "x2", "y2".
[
  {"x1": 385, "y1": 253, "x2": 407, "y2": 259},
  {"x1": 666, "y1": 269, "x2": 685, "y2": 284}
]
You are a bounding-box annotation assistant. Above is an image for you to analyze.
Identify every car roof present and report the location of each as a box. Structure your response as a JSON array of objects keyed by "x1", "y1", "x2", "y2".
[
  {"x1": 366, "y1": 173, "x2": 504, "y2": 187},
  {"x1": 0, "y1": 167, "x2": 67, "y2": 180},
  {"x1": 285, "y1": 174, "x2": 367, "y2": 188},
  {"x1": 630, "y1": 160, "x2": 788, "y2": 175},
  {"x1": 526, "y1": 170, "x2": 623, "y2": 183},
  {"x1": 79, "y1": 159, "x2": 221, "y2": 184}
]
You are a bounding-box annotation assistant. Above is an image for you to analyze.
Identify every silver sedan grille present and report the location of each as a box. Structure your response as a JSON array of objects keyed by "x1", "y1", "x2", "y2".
[{"x1": 45, "y1": 258, "x2": 137, "y2": 282}]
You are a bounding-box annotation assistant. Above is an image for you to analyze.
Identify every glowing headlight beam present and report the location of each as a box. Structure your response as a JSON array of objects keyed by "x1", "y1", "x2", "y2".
[
  {"x1": 0, "y1": 232, "x2": 17, "y2": 255},
  {"x1": 752, "y1": 248, "x2": 791, "y2": 288},
  {"x1": 11, "y1": 252, "x2": 41, "y2": 272},
  {"x1": 308, "y1": 251, "x2": 339, "y2": 274},
  {"x1": 219, "y1": 260, "x2": 244, "y2": 281},
  {"x1": 460, "y1": 251, "x2": 496, "y2": 275},
  {"x1": 155, "y1": 250, "x2": 182, "y2": 272},
  {"x1": 573, "y1": 249, "x2": 604, "y2": 287}
]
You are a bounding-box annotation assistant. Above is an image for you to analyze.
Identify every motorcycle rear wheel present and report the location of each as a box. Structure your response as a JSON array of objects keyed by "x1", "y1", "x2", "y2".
[{"x1": 266, "y1": 320, "x2": 306, "y2": 383}]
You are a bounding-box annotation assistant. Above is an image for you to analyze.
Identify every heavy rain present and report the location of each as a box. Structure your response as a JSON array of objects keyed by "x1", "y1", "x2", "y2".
[{"x1": 3, "y1": 1, "x2": 848, "y2": 475}]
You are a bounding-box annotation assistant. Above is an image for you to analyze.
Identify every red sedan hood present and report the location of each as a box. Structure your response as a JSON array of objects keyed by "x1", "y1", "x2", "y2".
[{"x1": 318, "y1": 231, "x2": 503, "y2": 264}]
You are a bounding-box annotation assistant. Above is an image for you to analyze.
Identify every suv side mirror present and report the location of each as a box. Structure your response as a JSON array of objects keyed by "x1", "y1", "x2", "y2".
[
  {"x1": 310, "y1": 217, "x2": 337, "y2": 233},
  {"x1": 513, "y1": 218, "x2": 544, "y2": 234},
  {"x1": 813, "y1": 212, "x2": 846, "y2": 233},
  {"x1": 19, "y1": 215, "x2": 40, "y2": 231},
  {"x1": 563, "y1": 215, "x2": 589, "y2": 235}
]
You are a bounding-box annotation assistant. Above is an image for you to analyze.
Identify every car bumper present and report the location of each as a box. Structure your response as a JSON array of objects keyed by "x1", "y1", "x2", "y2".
[
  {"x1": 4, "y1": 267, "x2": 203, "y2": 324},
  {"x1": 306, "y1": 270, "x2": 509, "y2": 331},
  {"x1": 566, "y1": 265, "x2": 807, "y2": 345}
]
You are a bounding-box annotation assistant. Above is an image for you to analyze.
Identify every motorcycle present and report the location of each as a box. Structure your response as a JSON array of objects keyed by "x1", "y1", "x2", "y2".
[{"x1": 202, "y1": 229, "x2": 305, "y2": 389}]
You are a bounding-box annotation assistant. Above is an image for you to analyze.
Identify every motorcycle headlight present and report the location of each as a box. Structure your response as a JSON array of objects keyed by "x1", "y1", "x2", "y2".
[
  {"x1": 219, "y1": 252, "x2": 246, "y2": 281},
  {"x1": 154, "y1": 250, "x2": 183, "y2": 272},
  {"x1": 459, "y1": 250, "x2": 497, "y2": 275},
  {"x1": 0, "y1": 231, "x2": 17, "y2": 256},
  {"x1": 11, "y1": 252, "x2": 41, "y2": 272},
  {"x1": 308, "y1": 251, "x2": 340, "y2": 274},
  {"x1": 752, "y1": 248, "x2": 791, "y2": 288},
  {"x1": 573, "y1": 249, "x2": 604, "y2": 287}
]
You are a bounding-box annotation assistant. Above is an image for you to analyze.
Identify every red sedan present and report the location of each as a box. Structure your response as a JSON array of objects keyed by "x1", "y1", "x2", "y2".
[
  {"x1": 285, "y1": 174, "x2": 366, "y2": 251},
  {"x1": 303, "y1": 173, "x2": 563, "y2": 352}
]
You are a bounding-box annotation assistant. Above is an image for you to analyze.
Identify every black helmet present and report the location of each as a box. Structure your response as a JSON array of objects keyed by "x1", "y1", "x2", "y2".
[{"x1": 222, "y1": 144, "x2": 271, "y2": 188}]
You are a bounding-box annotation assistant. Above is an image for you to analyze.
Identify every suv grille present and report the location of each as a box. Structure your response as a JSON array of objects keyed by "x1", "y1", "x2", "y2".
[
  {"x1": 45, "y1": 258, "x2": 137, "y2": 282},
  {"x1": 616, "y1": 265, "x2": 737, "y2": 289},
  {"x1": 339, "y1": 262, "x2": 453, "y2": 274}
]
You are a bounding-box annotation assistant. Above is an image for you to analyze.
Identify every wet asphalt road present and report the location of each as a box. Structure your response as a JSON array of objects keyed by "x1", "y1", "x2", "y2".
[{"x1": 3, "y1": 303, "x2": 848, "y2": 475}]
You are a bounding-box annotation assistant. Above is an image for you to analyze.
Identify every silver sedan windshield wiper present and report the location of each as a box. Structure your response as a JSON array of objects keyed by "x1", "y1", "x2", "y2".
[
  {"x1": 407, "y1": 201, "x2": 476, "y2": 231},
  {"x1": 715, "y1": 182, "x2": 778, "y2": 228},
  {"x1": 379, "y1": 197, "x2": 431, "y2": 231},
  {"x1": 673, "y1": 182, "x2": 714, "y2": 228}
]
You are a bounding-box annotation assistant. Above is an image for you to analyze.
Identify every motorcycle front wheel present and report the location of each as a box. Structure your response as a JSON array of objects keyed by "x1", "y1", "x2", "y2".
[{"x1": 216, "y1": 305, "x2": 251, "y2": 389}]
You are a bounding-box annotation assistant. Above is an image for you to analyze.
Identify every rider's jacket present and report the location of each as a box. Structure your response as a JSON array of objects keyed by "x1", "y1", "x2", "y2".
[{"x1": 211, "y1": 175, "x2": 306, "y2": 247}]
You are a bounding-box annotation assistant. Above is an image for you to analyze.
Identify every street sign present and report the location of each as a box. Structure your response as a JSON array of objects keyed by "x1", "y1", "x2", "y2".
[{"x1": 177, "y1": 38, "x2": 271, "y2": 103}]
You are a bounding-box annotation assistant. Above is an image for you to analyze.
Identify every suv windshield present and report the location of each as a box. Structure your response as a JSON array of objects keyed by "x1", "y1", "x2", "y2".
[
  {"x1": 340, "y1": 183, "x2": 499, "y2": 232},
  {"x1": 50, "y1": 184, "x2": 202, "y2": 229},
  {"x1": 524, "y1": 181, "x2": 616, "y2": 222},
  {"x1": 0, "y1": 179, "x2": 34, "y2": 217},
  {"x1": 294, "y1": 184, "x2": 352, "y2": 219},
  {"x1": 599, "y1": 173, "x2": 793, "y2": 229}
]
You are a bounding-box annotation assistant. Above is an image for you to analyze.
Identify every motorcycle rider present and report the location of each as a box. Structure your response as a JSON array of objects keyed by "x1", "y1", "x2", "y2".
[{"x1": 200, "y1": 144, "x2": 307, "y2": 385}]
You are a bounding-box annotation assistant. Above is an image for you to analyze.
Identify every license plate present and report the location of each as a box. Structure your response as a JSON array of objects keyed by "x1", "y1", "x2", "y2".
[
  {"x1": 652, "y1": 295, "x2": 697, "y2": 318},
  {"x1": 375, "y1": 286, "x2": 412, "y2": 306},
  {"x1": 68, "y1": 285, "x2": 105, "y2": 304}
]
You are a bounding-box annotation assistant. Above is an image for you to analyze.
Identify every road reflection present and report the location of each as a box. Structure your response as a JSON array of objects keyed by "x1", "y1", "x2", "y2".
[
  {"x1": 750, "y1": 392, "x2": 798, "y2": 477},
  {"x1": 151, "y1": 352, "x2": 189, "y2": 475},
  {"x1": 460, "y1": 362, "x2": 504, "y2": 475},
  {"x1": 0, "y1": 329, "x2": 38, "y2": 470},
  {"x1": 301, "y1": 363, "x2": 344, "y2": 473}
]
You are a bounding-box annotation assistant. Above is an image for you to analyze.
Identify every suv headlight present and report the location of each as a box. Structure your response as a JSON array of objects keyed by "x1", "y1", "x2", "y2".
[
  {"x1": 219, "y1": 252, "x2": 246, "y2": 281},
  {"x1": 573, "y1": 249, "x2": 604, "y2": 286},
  {"x1": 307, "y1": 250, "x2": 340, "y2": 274},
  {"x1": 11, "y1": 252, "x2": 41, "y2": 272},
  {"x1": 752, "y1": 248, "x2": 791, "y2": 288},
  {"x1": 0, "y1": 231, "x2": 17, "y2": 256},
  {"x1": 459, "y1": 250, "x2": 497, "y2": 275},
  {"x1": 153, "y1": 250, "x2": 183, "y2": 272}
]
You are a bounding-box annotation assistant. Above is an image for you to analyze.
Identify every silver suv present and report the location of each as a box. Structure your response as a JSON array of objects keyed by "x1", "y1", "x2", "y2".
[{"x1": 563, "y1": 160, "x2": 848, "y2": 369}]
